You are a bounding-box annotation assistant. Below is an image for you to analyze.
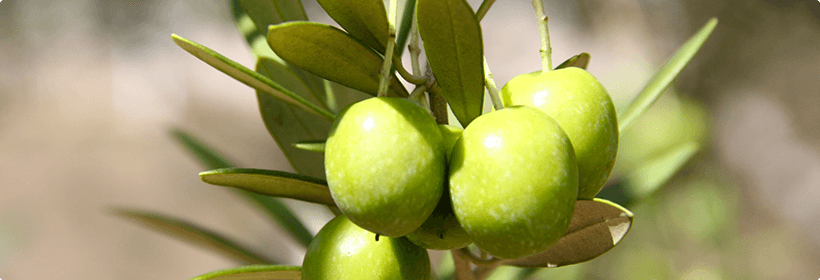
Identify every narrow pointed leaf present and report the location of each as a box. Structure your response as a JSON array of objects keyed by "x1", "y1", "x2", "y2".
[
  {"x1": 417, "y1": 0, "x2": 484, "y2": 127},
  {"x1": 627, "y1": 141, "x2": 699, "y2": 198},
  {"x1": 169, "y1": 129, "x2": 314, "y2": 248},
  {"x1": 317, "y1": 0, "x2": 390, "y2": 53},
  {"x1": 111, "y1": 208, "x2": 277, "y2": 264},
  {"x1": 293, "y1": 141, "x2": 326, "y2": 153},
  {"x1": 505, "y1": 199, "x2": 633, "y2": 268},
  {"x1": 230, "y1": 0, "x2": 331, "y2": 110},
  {"x1": 200, "y1": 168, "x2": 335, "y2": 206},
  {"x1": 619, "y1": 18, "x2": 717, "y2": 133},
  {"x1": 172, "y1": 34, "x2": 334, "y2": 120},
  {"x1": 191, "y1": 265, "x2": 301, "y2": 280},
  {"x1": 555, "y1": 53, "x2": 590, "y2": 70},
  {"x1": 256, "y1": 58, "x2": 330, "y2": 178},
  {"x1": 267, "y1": 22, "x2": 408, "y2": 97}
]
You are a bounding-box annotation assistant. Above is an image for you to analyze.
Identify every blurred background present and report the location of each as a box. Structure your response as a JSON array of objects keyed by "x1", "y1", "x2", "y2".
[{"x1": 1, "y1": 0, "x2": 819, "y2": 279}]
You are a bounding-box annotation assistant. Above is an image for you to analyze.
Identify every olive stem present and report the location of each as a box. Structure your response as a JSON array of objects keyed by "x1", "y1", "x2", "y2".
[
  {"x1": 531, "y1": 0, "x2": 553, "y2": 71},
  {"x1": 426, "y1": 66, "x2": 449, "y2": 125},
  {"x1": 451, "y1": 249, "x2": 477, "y2": 280},
  {"x1": 393, "y1": 55, "x2": 428, "y2": 85},
  {"x1": 408, "y1": 13, "x2": 423, "y2": 77},
  {"x1": 377, "y1": 0, "x2": 400, "y2": 97},
  {"x1": 475, "y1": 0, "x2": 496, "y2": 21},
  {"x1": 483, "y1": 57, "x2": 504, "y2": 110}
]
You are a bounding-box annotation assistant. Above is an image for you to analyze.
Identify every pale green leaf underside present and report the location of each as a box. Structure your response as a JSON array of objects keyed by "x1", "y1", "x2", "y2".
[
  {"x1": 200, "y1": 168, "x2": 335, "y2": 206},
  {"x1": 169, "y1": 129, "x2": 314, "y2": 248},
  {"x1": 171, "y1": 34, "x2": 333, "y2": 120},
  {"x1": 191, "y1": 265, "x2": 301, "y2": 280},
  {"x1": 628, "y1": 141, "x2": 699, "y2": 198},
  {"x1": 555, "y1": 53, "x2": 590, "y2": 70},
  {"x1": 618, "y1": 18, "x2": 718, "y2": 133},
  {"x1": 293, "y1": 140, "x2": 326, "y2": 153},
  {"x1": 317, "y1": 0, "x2": 390, "y2": 53},
  {"x1": 505, "y1": 199, "x2": 633, "y2": 268},
  {"x1": 267, "y1": 22, "x2": 408, "y2": 97},
  {"x1": 417, "y1": 0, "x2": 485, "y2": 127},
  {"x1": 111, "y1": 208, "x2": 276, "y2": 265},
  {"x1": 256, "y1": 58, "x2": 330, "y2": 179}
]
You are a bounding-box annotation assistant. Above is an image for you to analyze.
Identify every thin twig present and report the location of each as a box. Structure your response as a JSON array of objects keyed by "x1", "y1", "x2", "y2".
[
  {"x1": 531, "y1": 0, "x2": 552, "y2": 71},
  {"x1": 483, "y1": 57, "x2": 503, "y2": 110},
  {"x1": 475, "y1": 0, "x2": 496, "y2": 21}
]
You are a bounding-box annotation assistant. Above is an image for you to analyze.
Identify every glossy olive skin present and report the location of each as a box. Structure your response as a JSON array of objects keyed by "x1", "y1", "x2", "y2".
[
  {"x1": 406, "y1": 125, "x2": 472, "y2": 250},
  {"x1": 449, "y1": 106, "x2": 578, "y2": 259},
  {"x1": 325, "y1": 97, "x2": 445, "y2": 237},
  {"x1": 302, "y1": 216, "x2": 431, "y2": 280},
  {"x1": 501, "y1": 67, "x2": 618, "y2": 199}
]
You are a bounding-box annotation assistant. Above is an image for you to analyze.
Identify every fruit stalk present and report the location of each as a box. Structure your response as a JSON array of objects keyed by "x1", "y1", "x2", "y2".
[
  {"x1": 377, "y1": 0, "x2": 400, "y2": 97},
  {"x1": 531, "y1": 0, "x2": 552, "y2": 71}
]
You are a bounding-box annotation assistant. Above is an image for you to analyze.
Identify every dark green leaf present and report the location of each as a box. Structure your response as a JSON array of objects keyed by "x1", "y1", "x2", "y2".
[
  {"x1": 555, "y1": 53, "x2": 590, "y2": 70},
  {"x1": 627, "y1": 141, "x2": 699, "y2": 198},
  {"x1": 395, "y1": 0, "x2": 417, "y2": 56},
  {"x1": 169, "y1": 129, "x2": 314, "y2": 248},
  {"x1": 618, "y1": 18, "x2": 717, "y2": 133},
  {"x1": 417, "y1": 0, "x2": 484, "y2": 127},
  {"x1": 317, "y1": 0, "x2": 389, "y2": 53},
  {"x1": 200, "y1": 168, "x2": 335, "y2": 206},
  {"x1": 171, "y1": 34, "x2": 334, "y2": 120},
  {"x1": 111, "y1": 208, "x2": 276, "y2": 264},
  {"x1": 256, "y1": 58, "x2": 330, "y2": 178},
  {"x1": 293, "y1": 141, "x2": 326, "y2": 153},
  {"x1": 190, "y1": 265, "x2": 301, "y2": 280},
  {"x1": 505, "y1": 199, "x2": 633, "y2": 268},
  {"x1": 267, "y1": 22, "x2": 408, "y2": 97}
]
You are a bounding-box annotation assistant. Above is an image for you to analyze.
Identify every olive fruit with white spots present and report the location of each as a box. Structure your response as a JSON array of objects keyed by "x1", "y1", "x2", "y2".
[
  {"x1": 501, "y1": 67, "x2": 618, "y2": 199},
  {"x1": 449, "y1": 106, "x2": 578, "y2": 259},
  {"x1": 325, "y1": 97, "x2": 445, "y2": 237},
  {"x1": 302, "y1": 215, "x2": 431, "y2": 280}
]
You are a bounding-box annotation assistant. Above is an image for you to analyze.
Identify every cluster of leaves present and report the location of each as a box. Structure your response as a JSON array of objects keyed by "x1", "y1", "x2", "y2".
[{"x1": 110, "y1": 0, "x2": 716, "y2": 279}]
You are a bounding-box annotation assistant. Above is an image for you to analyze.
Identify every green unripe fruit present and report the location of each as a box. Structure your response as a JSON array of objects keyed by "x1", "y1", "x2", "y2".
[
  {"x1": 302, "y1": 215, "x2": 431, "y2": 280},
  {"x1": 325, "y1": 97, "x2": 445, "y2": 237},
  {"x1": 501, "y1": 67, "x2": 618, "y2": 199},
  {"x1": 449, "y1": 106, "x2": 578, "y2": 259},
  {"x1": 406, "y1": 125, "x2": 472, "y2": 250}
]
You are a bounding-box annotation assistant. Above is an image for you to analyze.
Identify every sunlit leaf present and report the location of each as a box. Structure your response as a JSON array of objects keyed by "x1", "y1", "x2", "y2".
[
  {"x1": 317, "y1": 0, "x2": 389, "y2": 53},
  {"x1": 200, "y1": 168, "x2": 335, "y2": 206},
  {"x1": 505, "y1": 199, "x2": 633, "y2": 268},
  {"x1": 111, "y1": 208, "x2": 276, "y2": 265},
  {"x1": 293, "y1": 141, "x2": 326, "y2": 153},
  {"x1": 417, "y1": 0, "x2": 484, "y2": 127},
  {"x1": 267, "y1": 22, "x2": 408, "y2": 97},
  {"x1": 190, "y1": 265, "x2": 301, "y2": 280},
  {"x1": 555, "y1": 53, "x2": 590, "y2": 70},
  {"x1": 627, "y1": 141, "x2": 699, "y2": 198},
  {"x1": 230, "y1": 0, "x2": 331, "y2": 110},
  {"x1": 169, "y1": 129, "x2": 314, "y2": 248},
  {"x1": 256, "y1": 58, "x2": 330, "y2": 178},
  {"x1": 171, "y1": 34, "x2": 334, "y2": 120},
  {"x1": 618, "y1": 18, "x2": 717, "y2": 133}
]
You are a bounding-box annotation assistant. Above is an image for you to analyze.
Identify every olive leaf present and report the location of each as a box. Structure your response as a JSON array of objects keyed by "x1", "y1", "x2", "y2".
[
  {"x1": 190, "y1": 265, "x2": 302, "y2": 280},
  {"x1": 293, "y1": 140, "x2": 326, "y2": 153},
  {"x1": 417, "y1": 0, "x2": 485, "y2": 127},
  {"x1": 627, "y1": 141, "x2": 699, "y2": 198},
  {"x1": 171, "y1": 34, "x2": 334, "y2": 120},
  {"x1": 505, "y1": 199, "x2": 633, "y2": 268},
  {"x1": 169, "y1": 129, "x2": 314, "y2": 248},
  {"x1": 256, "y1": 58, "x2": 330, "y2": 179},
  {"x1": 555, "y1": 53, "x2": 590, "y2": 70},
  {"x1": 200, "y1": 168, "x2": 335, "y2": 206},
  {"x1": 618, "y1": 18, "x2": 717, "y2": 133},
  {"x1": 267, "y1": 22, "x2": 408, "y2": 97},
  {"x1": 316, "y1": 0, "x2": 390, "y2": 53},
  {"x1": 111, "y1": 208, "x2": 277, "y2": 265}
]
